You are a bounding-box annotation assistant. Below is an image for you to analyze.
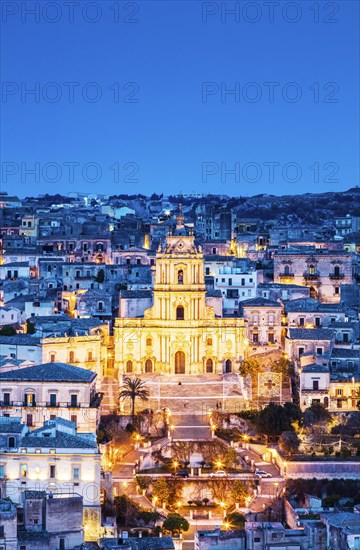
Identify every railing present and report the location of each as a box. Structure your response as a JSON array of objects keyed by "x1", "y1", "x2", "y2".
[
  {"x1": 278, "y1": 272, "x2": 294, "y2": 278},
  {"x1": 0, "y1": 400, "x2": 99, "y2": 409},
  {"x1": 303, "y1": 272, "x2": 320, "y2": 281},
  {"x1": 329, "y1": 273, "x2": 345, "y2": 279}
]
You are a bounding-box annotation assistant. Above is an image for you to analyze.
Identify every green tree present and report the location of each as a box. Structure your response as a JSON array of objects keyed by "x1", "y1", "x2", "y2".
[
  {"x1": 256, "y1": 403, "x2": 292, "y2": 439},
  {"x1": 0, "y1": 325, "x2": 17, "y2": 336},
  {"x1": 303, "y1": 402, "x2": 331, "y2": 427},
  {"x1": 279, "y1": 431, "x2": 300, "y2": 456},
  {"x1": 223, "y1": 447, "x2": 239, "y2": 470},
  {"x1": 230, "y1": 480, "x2": 251, "y2": 506},
  {"x1": 239, "y1": 358, "x2": 261, "y2": 378},
  {"x1": 224, "y1": 511, "x2": 246, "y2": 529},
  {"x1": 152, "y1": 478, "x2": 170, "y2": 504},
  {"x1": 119, "y1": 377, "x2": 150, "y2": 423},
  {"x1": 162, "y1": 513, "x2": 189, "y2": 535},
  {"x1": 271, "y1": 357, "x2": 292, "y2": 377}
]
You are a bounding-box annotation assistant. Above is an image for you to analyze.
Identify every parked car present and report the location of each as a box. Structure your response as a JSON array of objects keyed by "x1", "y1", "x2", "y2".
[
  {"x1": 172, "y1": 471, "x2": 189, "y2": 478},
  {"x1": 210, "y1": 470, "x2": 228, "y2": 477},
  {"x1": 254, "y1": 470, "x2": 272, "y2": 478}
]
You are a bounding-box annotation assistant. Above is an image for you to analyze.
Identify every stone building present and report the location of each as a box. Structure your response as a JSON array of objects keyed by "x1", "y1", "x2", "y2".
[
  {"x1": 240, "y1": 297, "x2": 282, "y2": 346},
  {"x1": 273, "y1": 247, "x2": 354, "y2": 303},
  {"x1": 0, "y1": 362, "x2": 101, "y2": 432},
  {"x1": 285, "y1": 328, "x2": 334, "y2": 360},
  {"x1": 0, "y1": 498, "x2": 17, "y2": 550},
  {"x1": 114, "y1": 212, "x2": 246, "y2": 377},
  {"x1": 0, "y1": 416, "x2": 101, "y2": 541}
]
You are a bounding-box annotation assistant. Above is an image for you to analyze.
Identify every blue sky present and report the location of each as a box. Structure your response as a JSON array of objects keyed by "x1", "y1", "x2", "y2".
[{"x1": 1, "y1": 0, "x2": 359, "y2": 197}]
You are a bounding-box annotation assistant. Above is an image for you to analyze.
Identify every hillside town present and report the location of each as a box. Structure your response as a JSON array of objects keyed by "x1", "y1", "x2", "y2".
[{"x1": 1, "y1": 189, "x2": 360, "y2": 550}]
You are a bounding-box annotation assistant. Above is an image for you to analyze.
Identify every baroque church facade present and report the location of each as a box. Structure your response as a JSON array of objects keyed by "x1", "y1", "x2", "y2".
[{"x1": 114, "y1": 213, "x2": 247, "y2": 378}]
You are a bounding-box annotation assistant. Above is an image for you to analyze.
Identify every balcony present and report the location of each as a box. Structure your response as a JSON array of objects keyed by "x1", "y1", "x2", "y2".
[
  {"x1": 278, "y1": 272, "x2": 294, "y2": 279},
  {"x1": 0, "y1": 400, "x2": 99, "y2": 409},
  {"x1": 303, "y1": 271, "x2": 320, "y2": 281},
  {"x1": 329, "y1": 273, "x2": 345, "y2": 280}
]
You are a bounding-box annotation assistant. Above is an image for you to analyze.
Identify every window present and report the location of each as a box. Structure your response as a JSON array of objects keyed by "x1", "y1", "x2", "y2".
[
  {"x1": 315, "y1": 317, "x2": 321, "y2": 327},
  {"x1": 206, "y1": 358, "x2": 213, "y2": 373},
  {"x1": 284, "y1": 265, "x2": 290, "y2": 275},
  {"x1": 146, "y1": 337, "x2": 152, "y2": 346},
  {"x1": 49, "y1": 394, "x2": 57, "y2": 407},
  {"x1": 299, "y1": 317, "x2": 305, "y2": 326},
  {"x1": 126, "y1": 360, "x2": 133, "y2": 374},
  {"x1": 206, "y1": 337, "x2": 213, "y2": 346},
  {"x1": 87, "y1": 350, "x2": 93, "y2": 361},
  {"x1": 3, "y1": 393, "x2": 10, "y2": 406},
  {"x1": 73, "y1": 466, "x2": 80, "y2": 480},
  {"x1": 298, "y1": 347, "x2": 304, "y2": 357},
  {"x1": 205, "y1": 267, "x2": 210, "y2": 275},
  {"x1": 26, "y1": 414, "x2": 33, "y2": 427},
  {"x1": 49, "y1": 465, "x2": 56, "y2": 478},
  {"x1": 309, "y1": 264, "x2": 315, "y2": 275},
  {"x1": 145, "y1": 359, "x2": 152, "y2": 373},
  {"x1": 316, "y1": 348, "x2": 323, "y2": 355},
  {"x1": 0, "y1": 526, "x2": 4, "y2": 538},
  {"x1": 334, "y1": 265, "x2": 340, "y2": 276},
  {"x1": 252, "y1": 333, "x2": 259, "y2": 344},
  {"x1": 228, "y1": 278, "x2": 232, "y2": 286},
  {"x1": 136, "y1": 258, "x2": 141, "y2": 265},
  {"x1": 69, "y1": 351, "x2": 75, "y2": 363},
  {"x1": 0, "y1": 465, "x2": 5, "y2": 479},
  {"x1": 312, "y1": 380, "x2": 319, "y2": 390},
  {"x1": 343, "y1": 332, "x2": 349, "y2": 343},
  {"x1": 70, "y1": 394, "x2": 78, "y2": 407},
  {"x1": 24, "y1": 393, "x2": 35, "y2": 407},
  {"x1": 50, "y1": 353, "x2": 56, "y2": 363},
  {"x1": 8, "y1": 436, "x2": 16, "y2": 448},
  {"x1": 337, "y1": 388, "x2": 342, "y2": 396},
  {"x1": 21, "y1": 464, "x2": 27, "y2": 478},
  {"x1": 268, "y1": 332, "x2": 274, "y2": 344},
  {"x1": 97, "y1": 301, "x2": 104, "y2": 311},
  {"x1": 268, "y1": 314, "x2": 274, "y2": 324},
  {"x1": 334, "y1": 286, "x2": 340, "y2": 295},
  {"x1": 71, "y1": 415, "x2": 77, "y2": 426},
  {"x1": 225, "y1": 359, "x2": 232, "y2": 373},
  {"x1": 176, "y1": 305, "x2": 184, "y2": 320}
]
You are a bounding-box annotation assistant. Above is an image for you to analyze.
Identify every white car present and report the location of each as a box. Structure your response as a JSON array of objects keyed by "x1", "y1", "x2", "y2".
[
  {"x1": 254, "y1": 470, "x2": 272, "y2": 478},
  {"x1": 210, "y1": 470, "x2": 228, "y2": 477}
]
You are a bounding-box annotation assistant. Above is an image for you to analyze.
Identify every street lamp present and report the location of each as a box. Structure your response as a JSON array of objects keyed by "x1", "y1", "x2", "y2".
[
  {"x1": 216, "y1": 460, "x2": 223, "y2": 470},
  {"x1": 173, "y1": 460, "x2": 179, "y2": 474}
]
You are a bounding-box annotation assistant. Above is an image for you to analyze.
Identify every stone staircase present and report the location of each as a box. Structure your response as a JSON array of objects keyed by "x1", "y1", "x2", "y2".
[
  {"x1": 100, "y1": 376, "x2": 119, "y2": 414},
  {"x1": 171, "y1": 414, "x2": 212, "y2": 440},
  {"x1": 142, "y1": 374, "x2": 245, "y2": 415}
]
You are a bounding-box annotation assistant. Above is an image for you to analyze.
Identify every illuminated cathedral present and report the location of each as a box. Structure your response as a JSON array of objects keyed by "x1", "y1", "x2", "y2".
[{"x1": 114, "y1": 209, "x2": 247, "y2": 378}]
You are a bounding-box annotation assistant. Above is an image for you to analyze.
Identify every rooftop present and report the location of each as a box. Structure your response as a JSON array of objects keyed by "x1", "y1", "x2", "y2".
[
  {"x1": 0, "y1": 362, "x2": 96, "y2": 382},
  {"x1": 288, "y1": 328, "x2": 334, "y2": 341}
]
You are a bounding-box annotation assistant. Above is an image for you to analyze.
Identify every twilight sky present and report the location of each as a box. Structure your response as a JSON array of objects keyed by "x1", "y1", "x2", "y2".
[{"x1": 1, "y1": 0, "x2": 359, "y2": 197}]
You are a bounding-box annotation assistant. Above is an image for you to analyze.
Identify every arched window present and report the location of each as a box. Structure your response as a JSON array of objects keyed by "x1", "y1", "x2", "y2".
[
  {"x1": 69, "y1": 351, "x2": 75, "y2": 363},
  {"x1": 176, "y1": 305, "x2": 184, "y2": 320},
  {"x1": 334, "y1": 265, "x2": 340, "y2": 276},
  {"x1": 8, "y1": 436, "x2": 16, "y2": 448},
  {"x1": 50, "y1": 353, "x2": 56, "y2": 363},
  {"x1": 146, "y1": 337, "x2": 152, "y2": 347},
  {"x1": 87, "y1": 350, "x2": 93, "y2": 361},
  {"x1": 145, "y1": 359, "x2": 152, "y2": 373},
  {"x1": 206, "y1": 358, "x2": 213, "y2": 373},
  {"x1": 126, "y1": 360, "x2": 133, "y2": 373},
  {"x1": 284, "y1": 265, "x2": 290, "y2": 275},
  {"x1": 309, "y1": 264, "x2": 315, "y2": 275},
  {"x1": 225, "y1": 359, "x2": 232, "y2": 373},
  {"x1": 175, "y1": 351, "x2": 185, "y2": 374},
  {"x1": 206, "y1": 337, "x2": 213, "y2": 346},
  {"x1": 177, "y1": 269, "x2": 184, "y2": 284}
]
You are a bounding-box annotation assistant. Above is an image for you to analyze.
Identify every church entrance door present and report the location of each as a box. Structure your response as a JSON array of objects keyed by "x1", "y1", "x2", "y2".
[{"x1": 175, "y1": 351, "x2": 185, "y2": 374}]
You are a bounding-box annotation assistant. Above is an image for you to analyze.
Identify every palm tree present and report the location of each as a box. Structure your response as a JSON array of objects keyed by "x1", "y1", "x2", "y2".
[{"x1": 119, "y1": 377, "x2": 150, "y2": 423}]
